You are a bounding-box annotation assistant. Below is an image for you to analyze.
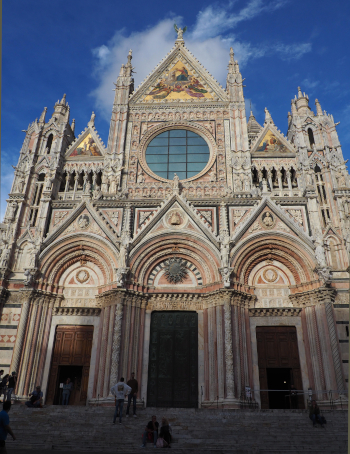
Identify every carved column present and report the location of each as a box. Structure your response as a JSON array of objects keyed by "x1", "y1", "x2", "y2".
[
  {"x1": 63, "y1": 172, "x2": 70, "y2": 200},
  {"x1": 11, "y1": 291, "x2": 32, "y2": 378},
  {"x1": 72, "y1": 173, "x2": 79, "y2": 199},
  {"x1": 324, "y1": 302, "x2": 345, "y2": 394},
  {"x1": 216, "y1": 305, "x2": 224, "y2": 400},
  {"x1": 103, "y1": 304, "x2": 116, "y2": 397},
  {"x1": 277, "y1": 170, "x2": 283, "y2": 191},
  {"x1": 109, "y1": 303, "x2": 124, "y2": 388},
  {"x1": 304, "y1": 306, "x2": 326, "y2": 399},
  {"x1": 223, "y1": 298, "x2": 234, "y2": 398}
]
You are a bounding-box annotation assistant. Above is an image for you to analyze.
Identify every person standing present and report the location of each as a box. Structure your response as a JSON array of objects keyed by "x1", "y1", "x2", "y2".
[
  {"x1": 0, "y1": 372, "x2": 4, "y2": 404},
  {"x1": 141, "y1": 415, "x2": 159, "y2": 448},
  {"x1": 5, "y1": 373, "x2": 17, "y2": 403},
  {"x1": 0, "y1": 401, "x2": 16, "y2": 454},
  {"x1": 110, "y1": 377, "x2": 131, "y2": 425},
  {"x1": 62, "y1": 378, "x2": 73, "y2": 405},
  {"x1": 289, "y1": 384, "x2": 298, "y2": 409},
  {"x1": 126, "y1": 372, "x2": 138, "y2": 418},
  {"x1": 0, "y1": 377, "x2": 9, "y2": 405}
]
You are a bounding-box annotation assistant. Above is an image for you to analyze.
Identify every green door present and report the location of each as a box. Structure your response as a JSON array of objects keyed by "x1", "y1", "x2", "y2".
[{"x1": 147, "y1": 311, "x2": 198, "y2": 408}]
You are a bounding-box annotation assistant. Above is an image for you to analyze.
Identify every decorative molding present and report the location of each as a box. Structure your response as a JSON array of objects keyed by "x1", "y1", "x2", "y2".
[
  {"x1": 249, "y1": 307, "x2": 301, "y2": 317},
  {"x1": 53, "y1": 307, "x2": 101, "y2": 316}
]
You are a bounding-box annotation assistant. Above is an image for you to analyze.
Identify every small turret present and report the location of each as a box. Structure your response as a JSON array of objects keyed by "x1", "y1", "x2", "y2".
[
  {"x1": 52, "y1": 93, "x2": 70, "y2": 123},
  {"x1": 315, "y1": 99, "x2": 323, "y2": 116},
  {"x1": 295, "y1": 87, "x2": 312, "y2": 115}
]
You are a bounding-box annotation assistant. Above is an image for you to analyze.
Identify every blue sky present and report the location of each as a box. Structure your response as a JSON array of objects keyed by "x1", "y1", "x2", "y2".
[{"x1": 2, "y1": 0, "x2": 350, "y2": 220}]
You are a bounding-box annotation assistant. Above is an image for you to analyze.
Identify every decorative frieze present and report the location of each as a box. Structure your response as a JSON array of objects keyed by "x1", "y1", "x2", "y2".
[
  {"x1": 249, "y1": 307, "x2": 301, "y2": 317},
  {"x1": 53, "y1": 307, "x2": 101, "y2": 316}
]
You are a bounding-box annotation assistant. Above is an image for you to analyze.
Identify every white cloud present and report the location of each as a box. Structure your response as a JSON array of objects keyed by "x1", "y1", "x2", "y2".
[
  {"x1": 90, "y1": 1, "x2": 311, "y2": 120},
  {"x1": 191, "y1": 0, "x2": 287, "y2": 40}
]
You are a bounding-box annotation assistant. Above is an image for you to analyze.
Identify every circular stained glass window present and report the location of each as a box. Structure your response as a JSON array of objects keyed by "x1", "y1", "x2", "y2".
[{"x1": 145, "y1": 129, "x2": 210, "y2": 180}]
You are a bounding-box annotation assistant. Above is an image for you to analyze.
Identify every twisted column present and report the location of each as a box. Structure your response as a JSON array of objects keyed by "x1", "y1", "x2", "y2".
[
  {"x1": 224, "y1": 298, "x2": 234, "y2": 398},
  {"x1": 109, "y1": 303, "x2": 124, "y2": 388}
]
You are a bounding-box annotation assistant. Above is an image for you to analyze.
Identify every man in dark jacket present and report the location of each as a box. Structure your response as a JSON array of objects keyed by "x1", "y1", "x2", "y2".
[
  {"x1": 309, "y1": 400, "x2": 323, "y2": 427},
  {"x1": 126, "y1": 372, "x2": 138, "y2": 418}
]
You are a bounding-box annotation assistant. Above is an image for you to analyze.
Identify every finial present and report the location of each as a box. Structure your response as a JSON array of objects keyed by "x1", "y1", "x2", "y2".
[
  {"x1": 297, "y1": 87, "x2": 302, "y2": 98},
  {"x1": 89, "y1": 111, "x2": 96, "y2": 126},
  {"x1": 174, "y1": 24, "x2": 187, "y2": 43},
  {"x1": 127, "y1": 49, "x2": 132, "y2": 65},
  {"x1": 60, "y1": 94, "x2": 67, "y2": 105},
  {"x1": 71, "y1": 119, "x2": 75, "y2": 133},
  {"x1": 230, "y1": 47, "x2": 234, "y2": 62},
  {"x1": 119, "y1": 63, "x2": 125, "y2": 76}
]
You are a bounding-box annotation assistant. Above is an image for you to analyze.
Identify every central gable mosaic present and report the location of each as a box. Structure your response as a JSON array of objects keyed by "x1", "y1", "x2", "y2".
[
  {"x1": 144, "y1": 61, "x2": 213, "y2": 101},
  {"x1": 257, "y1": 130, "x2": 289, "y2": 154},
  {"x1": 68, "y1": 133, "x2": 102, "y2": 158}
]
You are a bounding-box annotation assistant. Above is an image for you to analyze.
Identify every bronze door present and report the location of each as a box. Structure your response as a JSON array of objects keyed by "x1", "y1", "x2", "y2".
[
  {"x1": 46, "y1": 325, "x2": 93, "y2": 405},
  {"x1": 147, "y1": 311, "x2": 198, "y2": 408},
  {"x1": 256, "y1": 326, "x2": 304, "y2": 409}
]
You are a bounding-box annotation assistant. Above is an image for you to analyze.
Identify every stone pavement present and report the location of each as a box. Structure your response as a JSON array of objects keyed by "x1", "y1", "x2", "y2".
[{"x1": 4, "y1": 404, "x2": 348, "y2": 454}]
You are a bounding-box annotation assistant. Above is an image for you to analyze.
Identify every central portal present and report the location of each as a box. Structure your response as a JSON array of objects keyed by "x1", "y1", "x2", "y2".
[{"x1": 147, "y1": 311, "x2": 198, "y2": 408}]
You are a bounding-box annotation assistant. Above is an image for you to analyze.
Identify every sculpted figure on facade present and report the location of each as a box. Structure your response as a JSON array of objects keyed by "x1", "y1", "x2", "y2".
[{"x1": 6, "y1": 202, "x2": 18, "y2": 222}]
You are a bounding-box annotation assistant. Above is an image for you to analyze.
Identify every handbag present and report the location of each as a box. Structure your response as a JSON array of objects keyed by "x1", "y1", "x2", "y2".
[{"x1": 156, "y1": 437, "x2": 168, "y2": 448}]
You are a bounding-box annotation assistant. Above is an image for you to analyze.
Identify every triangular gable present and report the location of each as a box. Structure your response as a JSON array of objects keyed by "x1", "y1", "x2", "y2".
[
  {"x1": 65, "y1": 126, "x2": 106, "y2": 159},
  {"x1": 35, "y1": 155, "x2": 52, "y2": 172},
  {"x1": 132, "y1": 194, "x2": 220, "y2": 249},
  {"x1": 231, "y1": 197, "x2": 314, "y2": 249},
  {"x1": 251, "y1": 123, "x2": 295, "y2": 156},
  {"x1": 130, "y1": 45, "x2": 228, "y2": 104},
  {"x1": 309, "y1": 150, "x2": 327, "y2": 167},
  {"x1": 42, "y1": 200, "x2": 118, "y2": 249},
  {"x1": 17, "y1": 226, "x2": 35, "y2": 247},
  {"x1": 323, "y1": 226, "x2": 341, "y2": 241}
]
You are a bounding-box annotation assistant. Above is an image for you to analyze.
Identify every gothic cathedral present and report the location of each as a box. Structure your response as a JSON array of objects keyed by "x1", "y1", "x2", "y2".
[{"x1": 0, "y1": 31, "x2": 348, "y2": 409}]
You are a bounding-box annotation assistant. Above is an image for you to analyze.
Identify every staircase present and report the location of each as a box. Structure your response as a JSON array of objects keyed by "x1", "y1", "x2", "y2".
[{"x1": 5, "y1": 404, "x2": 348, "y2": 453}]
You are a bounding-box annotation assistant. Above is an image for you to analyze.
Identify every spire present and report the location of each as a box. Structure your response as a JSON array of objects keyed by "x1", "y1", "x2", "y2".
[
  {"x1": 125, "y1": 50, "x2": 134, "y2": 77},
  {"x1": 228, "y1": 47, "x2": 236, "y2": 74},
  {"x1": 291, "y1": 99, "x2": 297, "y2": 115},
  {"x1": 297, "y1": 86, "x2": 303, "y2": 99},
  {"x1": 39, "y1": 107, "x2": 47, "y2": 124},
  {"x1": 315, "y1": 98, "x2": 323, "y2": 116},
  {"x1": 119, "y1": 63, "x2": 125, "y2": 77},
  {"x1": 60, "y1": 94, "x2": 67, "y2": 105},
  {"x1": 264, "y1": 107, "x2": 274, "y2": 125}
]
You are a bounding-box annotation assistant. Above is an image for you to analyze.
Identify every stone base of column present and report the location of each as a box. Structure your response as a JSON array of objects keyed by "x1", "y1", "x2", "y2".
[
  {"x1": 88, "y1": 397, "x2": 145, "y2": 408},
  {"x1": 200, "y1": 397, "x2": 241, "y2": 409}
]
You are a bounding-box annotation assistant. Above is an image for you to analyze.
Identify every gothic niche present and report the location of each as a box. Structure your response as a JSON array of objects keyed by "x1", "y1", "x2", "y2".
[{"x1": 164, "y1": 257, "x2": 188, "y2": 284}]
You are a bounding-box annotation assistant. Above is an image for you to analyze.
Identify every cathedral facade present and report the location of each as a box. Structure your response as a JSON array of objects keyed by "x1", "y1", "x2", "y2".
[{"x1": 0, "y1": 31, "x2": 348, "y2": 409}]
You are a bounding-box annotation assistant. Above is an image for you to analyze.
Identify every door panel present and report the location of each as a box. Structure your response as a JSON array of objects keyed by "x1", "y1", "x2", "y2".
[
  {"x1": 147, "y1": 311, "x2": 198, "y2": 408},
  {"x1": 256, "y1": 326, "x2": 304, "y2": 409},
  {"x1": 46, "y1": 325, "x2": 94, "y2": 405}
]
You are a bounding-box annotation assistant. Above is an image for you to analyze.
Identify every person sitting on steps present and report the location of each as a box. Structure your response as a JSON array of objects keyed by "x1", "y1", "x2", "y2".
[
  {"x1": 159, "y1": 417, "x2": 172, "y2": 448},
  {"x1": 141, "y1": 415, "x2": 159, "y2": 448},
  {"x1": 308, "y1": 400, "x2": 324, "y2": 428},
  {"x1": 25, "y1": 386, "x2": 43, "y2": 408}
]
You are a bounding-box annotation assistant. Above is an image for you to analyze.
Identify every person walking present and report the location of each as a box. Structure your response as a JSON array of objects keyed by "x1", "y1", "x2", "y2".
[
  {"x1": 62, "y1": 378, "x2": 73, "y2": 405},
  {"x1": 0, "y1": 401, "x2": 16, "y2": 454},
  {"x1": 126, "y1": 372, "x2": 138, "y2": 418},
  {"x1": 5, "y1": 373, "x2": 17, "y2": 403},
  {"x1": 141, "y1": 415, "x2": 159, "y2": 448},
  {"x1": 0, "y1": 377, "x2": 9, "y2": 405},
  {"x1": 110, "y1": 377, "x2": 131, "y2": 425}
]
